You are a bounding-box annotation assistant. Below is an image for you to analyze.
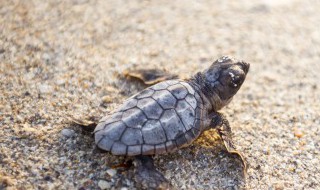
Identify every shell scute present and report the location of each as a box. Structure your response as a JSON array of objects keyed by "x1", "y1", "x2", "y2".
[
  {"x1": 185, "y1": 94, "x2": 197, "y2": 109},
  {"x1": 95, "y1": 111, "x2": 122, "y2": 132},
  {"x1": 160, "y1": 109, "x2": 186, "y2": 140},
  {"x1": 152, "y1": 90, "x2": 177, "y2": 109},
  {"x1": 135, "y1": 88, "x2": 155, "y2": 99},
  {"x1": 176, "y1": 100, "x2": 196, "y2": 131},
  {"x1": 121, "y1": 128, "x2": 143, "y2": 145},
  {"x1": 127, "y1": 145, "x2": 142, "y2": 156},
  {"x1": 118, "y1": 98, "x2": 138, "y2": 111},
  {"x1": 122, "y1": 108, "x2": 147, "y2": 128},
  {"x1": 142, "y1": 120, "x2": 167, "y2": 145},
  {"x1": 151, "y1": 81, "x2": 170, "y2": 90},
  {"x1": 137, "y1": 98, "x2": 163, "y2": 119},
  {"x1": 168, "y1": 84, "x2": 188, "y2": 100},
  {"x1": 111, "y1": 142, "x2": 127, "y2": 155},
  {"x1": 96, "y1": 121, "x2": 126, "y2": 142}
]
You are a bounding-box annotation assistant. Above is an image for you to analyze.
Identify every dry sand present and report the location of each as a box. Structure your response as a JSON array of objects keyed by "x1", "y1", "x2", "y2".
[{"x1": 1, "y1": 0, "x2": 320, "y2": 189}]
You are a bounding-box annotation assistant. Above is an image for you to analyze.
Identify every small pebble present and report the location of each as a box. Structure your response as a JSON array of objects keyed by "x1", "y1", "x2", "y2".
[
  {"x1": 42, "y1": 53, "x2": 51, "y2": 61},
  {"x1": 55, "y1": 79, "x2": 66, "y2": 85},
  {"x1": 106, "y1": 169, "x2": 117, "y2": 177},
  {"x1": 274, "y1": 183, "x2": 284, "y2": 190},
  {"x1": 38, "y1": 84, "x2": 53, "y2": 94},
  {"x1": 102, "y1": 95, "x2": 113, "y2": 104},
  {"x1": 61, "y1": 129, "x2": 75, "y2": 138},
  {"x1": 262, "y1": 148, "x2": 270, "y2": 155},
  {"x1": 294, "y1": 128, "x2": 304, "y2": 138},
  {"x1": 98, "y1": 180, "x2": 111, "y2": 189},
  {"x1": 44, "y1": 175, "x2": 52, "y2": 181}
]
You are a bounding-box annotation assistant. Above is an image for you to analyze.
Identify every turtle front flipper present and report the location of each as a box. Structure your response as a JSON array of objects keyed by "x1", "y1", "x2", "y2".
[
  {"x1": 123, "y1": 68, "x2": 179, "y2": 85},
  {"x1": 211, "y1": 112, "x2": 247, "y2": 173},
  {"x1": 133, "y1": 155, "x2": 171, "y2": 190}
]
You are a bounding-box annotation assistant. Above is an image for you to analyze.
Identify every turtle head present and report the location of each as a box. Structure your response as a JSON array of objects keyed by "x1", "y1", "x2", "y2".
[{"x1": 201, "y1": 56, "x2": 250, "y2": 110}]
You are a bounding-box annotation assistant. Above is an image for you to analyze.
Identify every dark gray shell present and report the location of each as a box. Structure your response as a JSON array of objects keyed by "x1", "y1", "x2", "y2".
[{"x1": 94, "y1": 80, "x2": 204, "y2": 156}]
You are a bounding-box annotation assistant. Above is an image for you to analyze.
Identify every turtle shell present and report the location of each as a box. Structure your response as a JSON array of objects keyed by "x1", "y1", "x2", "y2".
[{"x1": 94, "y1": 80, "x2": 204, "y2": 156}]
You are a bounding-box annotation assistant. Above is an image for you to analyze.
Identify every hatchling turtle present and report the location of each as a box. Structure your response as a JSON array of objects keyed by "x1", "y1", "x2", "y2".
[{"x1": 94, "y1": 56, "x2": 250, "y2": 189}]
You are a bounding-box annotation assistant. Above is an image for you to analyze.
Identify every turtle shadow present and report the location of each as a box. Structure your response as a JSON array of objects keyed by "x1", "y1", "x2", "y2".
[{"x1": 154, "y1": 141, "x2": 246, "y2": 189}]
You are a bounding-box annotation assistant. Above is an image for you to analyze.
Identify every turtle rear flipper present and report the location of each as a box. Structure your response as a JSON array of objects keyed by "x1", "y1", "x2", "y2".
[{"x1": 134, "y1": 155, "x2": 171, "y2": 190}]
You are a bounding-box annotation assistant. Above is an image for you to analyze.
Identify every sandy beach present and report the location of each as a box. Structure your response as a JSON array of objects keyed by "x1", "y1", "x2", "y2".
[{"x1": 1, "y1": 0, "x2": 319, "y2": 189}]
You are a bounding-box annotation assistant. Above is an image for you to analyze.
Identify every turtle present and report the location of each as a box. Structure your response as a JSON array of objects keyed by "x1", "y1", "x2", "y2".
[{"x1": 94, "y1": 56, "x2": 250, "y2": 189}]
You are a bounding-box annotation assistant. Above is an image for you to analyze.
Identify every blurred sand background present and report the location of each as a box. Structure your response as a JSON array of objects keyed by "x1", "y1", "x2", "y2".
[{"x1": 1, "y1": 0, "x2": 320, "y2": 189}]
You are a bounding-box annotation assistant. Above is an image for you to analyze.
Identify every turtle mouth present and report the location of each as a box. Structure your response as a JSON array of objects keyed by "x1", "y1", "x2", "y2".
[{"x1": 239, "y1": 61, "x2": 250, "y2": 74}]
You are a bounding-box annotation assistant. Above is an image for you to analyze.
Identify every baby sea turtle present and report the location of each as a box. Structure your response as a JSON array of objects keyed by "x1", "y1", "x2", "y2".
[{"x1": 94, "y1": 56, "x2": 250, "y2": 189}]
